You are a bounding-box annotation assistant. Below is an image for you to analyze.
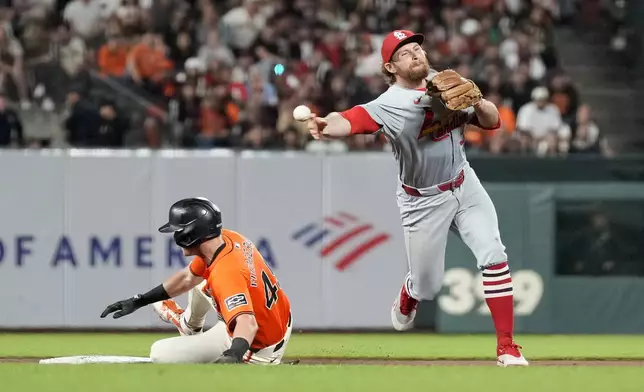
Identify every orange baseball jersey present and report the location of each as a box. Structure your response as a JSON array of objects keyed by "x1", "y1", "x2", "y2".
[{"x1": 189, "y1": 229, "x2": 291, "y2": 350}]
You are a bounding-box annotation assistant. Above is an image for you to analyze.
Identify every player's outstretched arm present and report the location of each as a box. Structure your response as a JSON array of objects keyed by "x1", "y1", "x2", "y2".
[
  {"x1": 215, "y1": 314, "x2": 259, "y2": 364},
  {"x1": 100, "y1": 266, "x2": 203, "y2": 320},
  {"x1": 161, "y1": 266, "x2": 204, "y2": 297},
  {"x1": 472, "y1": 99, "x2": 500, "y2": 129},
  {"x1": 307, "y1": 112, "x2": 352, "y2": 140},
  {"x1": 301, "y1": 103, "x2": 382, "y2": 140}
]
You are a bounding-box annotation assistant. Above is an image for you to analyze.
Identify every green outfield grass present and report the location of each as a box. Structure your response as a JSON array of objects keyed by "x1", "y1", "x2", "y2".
[
  {"x1": 2, "y1": 332, "x2": 644, "y2": 360},
  {"x1": 1, "y1": 363, "x2": 643, "y2": 392},
  {"x1": 2, "y1": 333, "x2": 644, "y2": 392}
]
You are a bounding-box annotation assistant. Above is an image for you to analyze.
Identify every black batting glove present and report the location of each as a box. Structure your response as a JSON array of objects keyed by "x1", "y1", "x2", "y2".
[
  {"x1": 214, "y1": 351, "x2": 244, "y2": 364},
  {"x1": 100, "y1": 295, "x2": 144, "y2": 319},
  {"x1": 214, "y1": 337, "x2": 250, "y2": 364}
]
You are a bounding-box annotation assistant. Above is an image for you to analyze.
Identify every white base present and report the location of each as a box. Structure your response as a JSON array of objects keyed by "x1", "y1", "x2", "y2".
[{"x1": 39, "y1": 355, "x2": 152, "y2": 365}]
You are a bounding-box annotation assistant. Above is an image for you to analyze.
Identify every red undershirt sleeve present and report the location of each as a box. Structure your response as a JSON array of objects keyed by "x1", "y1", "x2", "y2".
[{"x1": 339, "y1": 106, "x2": 382, "y2": 135}]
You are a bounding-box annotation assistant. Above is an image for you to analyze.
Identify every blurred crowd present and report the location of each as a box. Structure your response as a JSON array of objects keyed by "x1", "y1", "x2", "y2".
[{"x1": 0, "y1": 0, "x2": 611, "y2": 156}]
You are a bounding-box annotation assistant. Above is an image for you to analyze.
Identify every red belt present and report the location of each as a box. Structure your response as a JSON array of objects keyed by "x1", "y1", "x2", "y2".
[{"x1": 402, "y1": 170, "x2": 465, "y2": 196}]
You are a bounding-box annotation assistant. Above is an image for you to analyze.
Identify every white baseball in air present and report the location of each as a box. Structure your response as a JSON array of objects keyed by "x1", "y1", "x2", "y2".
[{"x1": 293, "y1": 105, "x2": 312, "y2": 121}]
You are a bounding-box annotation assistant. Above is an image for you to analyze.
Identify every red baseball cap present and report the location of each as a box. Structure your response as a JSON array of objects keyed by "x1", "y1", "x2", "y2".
[{"x1": 381, "y1": 30, "x2": 425, "y2": 63}]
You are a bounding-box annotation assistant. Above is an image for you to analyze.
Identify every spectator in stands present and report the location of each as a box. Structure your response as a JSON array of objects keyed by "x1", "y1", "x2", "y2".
[
  {"x1": 219, "y1": 0, "x2": 267, "y2": 55},
  {"x1": 127, "y1": 32, "x2": 174, "y2": 95},
  {"x1": 0, "y1": 0, "x2": 585, "y2": 153},
  {"x1": 142, "y1": 115, "x2": 163, "y2": 148},
  {"x1": 93, "y1": 100, "x2": 128, "y2": 147},
  {"x1": 0, "y1": 94, "x2": 23, "y2": 147},
  {"x1": 0, "y1": 26, "x2": 30, "y2": 109},
  {"x1": 57, "y1": 22, "x2": 87, "y2": 88},
  {"x1": 241, "y1": 124, "x2": 270, "y2": 149},
  {"x1": 516, "y1": 86, "x2": 564, "y2": 152},
  {"x1": 25, "y1": 86, "x2": 62, "y2": 148},
  {"x1": 174, "y1": 82, "x2": 201, "y2": 135},
  {"x1": 170, "y1": 30, "x2": 197, "y2": 71},
  {"x1": 115, "y1": 0, "x2": 145, "y2": 38},
  {"x1": 487, "y1": 129, "x2": 508, "y2": 155},
  {"x1": 147, "y1": 0, "x2": 177, "y2": 37},
  {"x1": 104, "y1": 14, "x2": 124, "y2": 41},
  {"x1": 502, "y1": 63, "x2": 538, "y2": 115},
  {"x1": 465, "y1": 92, "x2": 514, "y2": 152},
  {"x1": 20, "y1": 5, "x2": 54, "y2": 71},
  {"x1": 535, "y1": 130, "x2": 561, "y2": 157},
  {"x1": 63, "y1": 88, "x2": 99, "y2": 146},
  {"x1": 63, "y1": 0, "x2": 104, "y2": 45},
  {"x1": 181, "y1": 58, "x2": 207, "y2": 96},
  {"x1": 198, "y1": 30, "x2": 235, "y2": 69},
  {"x1": 194, "y1": 1, "x2": 218, "y2": 46},
  {"x1": 549, "y1": 71, "x2": 579, "y2": 126},
  {"x1": 245, "y1": 68, "x2": 277, "y2": 127},
  {"x1": 492, "y1": 92, "x2": 517, "y2": 135},
  {"x1": 567, "y1": 104, "x2": 611, "y2": 156},
  {"x1": 195, "y1": 91, "x2": 232, "y2": 148},
  {"x1": 353, "y1": 36, "x2": 381, "y2": 78},
  {"x1": 500, "y1": 128, "x2": 536, "y2": 156},
  {"x1": 280, "y1": 125, "x2": 303, "y2": 150},
  {"x1": 471, "y1": 44, "x2": 505, "y2": 82},
  {"x1": 97, "y1": 37, "x2": 129, "y2": 79}
]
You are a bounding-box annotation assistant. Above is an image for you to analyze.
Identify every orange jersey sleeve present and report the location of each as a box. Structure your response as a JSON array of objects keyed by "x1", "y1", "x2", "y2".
[{"x1": 189, "y1": 256, "x2": 208, "y2": 277}]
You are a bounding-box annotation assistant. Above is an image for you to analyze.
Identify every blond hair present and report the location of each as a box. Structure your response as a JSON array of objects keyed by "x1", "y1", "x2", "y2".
[{"x1": 380, "y1": 63, "x2": 396, "y2": 85}]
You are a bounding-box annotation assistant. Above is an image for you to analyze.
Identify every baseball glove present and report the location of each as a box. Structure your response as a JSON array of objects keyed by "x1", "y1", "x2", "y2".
[{"x1": 429, "y1": 69, "x2": 482, "y2": 111}]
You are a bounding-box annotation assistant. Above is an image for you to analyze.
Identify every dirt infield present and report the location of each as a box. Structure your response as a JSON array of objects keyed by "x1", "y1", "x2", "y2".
[
  {"x1": 295, "y1": 358, "x2": 644, "y2": 366},
  {"x1": 2, "y1": 357, "x2": 644, "y2": 366}
]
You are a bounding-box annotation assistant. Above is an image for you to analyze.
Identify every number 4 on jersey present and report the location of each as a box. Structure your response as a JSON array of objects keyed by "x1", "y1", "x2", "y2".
[{"x1": 262, "y1": 270, "x2": 279, "y2": 309}]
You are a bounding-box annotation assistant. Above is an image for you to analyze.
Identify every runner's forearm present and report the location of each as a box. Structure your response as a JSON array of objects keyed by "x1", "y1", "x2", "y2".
[
  {"x1": 232, "y1": 313, "x2": 258, "y2": 342},
  {"x1": 161, "y1": 267, "x2": 202, "y2": 298}
]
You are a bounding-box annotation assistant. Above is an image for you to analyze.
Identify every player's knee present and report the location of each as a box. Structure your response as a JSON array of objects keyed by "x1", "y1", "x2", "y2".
[
  {"x1": 477, "y1": 242, "x2": 507, "y2": 269},
  {"x1": 149, "y1": 339, "x2": 173, "y2": 363},
  {"x1": 192, "y1": 283, "x2": 211, "y2": 302}
]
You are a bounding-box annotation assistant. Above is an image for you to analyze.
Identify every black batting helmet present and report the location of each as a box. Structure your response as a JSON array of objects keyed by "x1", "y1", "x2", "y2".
[{"x1": 158, "y1": 197, "x2": 223, "y2": 248}]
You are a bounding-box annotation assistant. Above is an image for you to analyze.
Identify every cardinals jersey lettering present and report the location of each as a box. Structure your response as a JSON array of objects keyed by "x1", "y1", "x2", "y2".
[
  {"x1": 341, "y1": 69, "x2": 499, "y2": 188},
  {"x1": 189, "y1": 229, "x2": 291, "y2": 350}
]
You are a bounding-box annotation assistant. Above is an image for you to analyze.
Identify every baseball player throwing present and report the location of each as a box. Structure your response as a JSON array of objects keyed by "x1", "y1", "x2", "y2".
[
  {"x1": 306, "y1": 30, "x2": 528, "y2": 367},
  {"x1": 100, "y1": 197, "x2": 292, "y2": 364}
]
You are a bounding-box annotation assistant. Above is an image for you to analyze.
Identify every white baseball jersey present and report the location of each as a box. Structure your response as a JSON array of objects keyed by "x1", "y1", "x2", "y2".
[
  {"x1": 342, "y1": 70, "x2": 495, "y2": 189},
  {"x1": 340, "y1": 70, "x2": 506, "y2": 301}
]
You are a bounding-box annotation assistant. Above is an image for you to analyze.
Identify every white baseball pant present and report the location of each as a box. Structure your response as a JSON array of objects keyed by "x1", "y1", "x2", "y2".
[
  {"x1": 396, "y1": 163, "x2": 508, "y2": 300},
  {"x1": 149, "y1": 281, "x2": 292, "y2": 364}
]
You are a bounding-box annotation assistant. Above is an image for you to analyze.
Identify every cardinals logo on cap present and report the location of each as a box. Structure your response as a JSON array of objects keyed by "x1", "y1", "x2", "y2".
[{"x1": 393, "y1": 31, "x2": 407, "y2": 40}]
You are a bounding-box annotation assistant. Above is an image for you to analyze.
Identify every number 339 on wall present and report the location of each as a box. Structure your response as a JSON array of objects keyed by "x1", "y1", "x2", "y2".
[{"x1": 437, "y1": 268, "x2": 544, "y2": 316}]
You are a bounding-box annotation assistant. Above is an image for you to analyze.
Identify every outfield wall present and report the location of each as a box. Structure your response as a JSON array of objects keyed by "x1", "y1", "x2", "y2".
[{"x1": 0, "y1": 150, "x2": 643, "y2": 333}]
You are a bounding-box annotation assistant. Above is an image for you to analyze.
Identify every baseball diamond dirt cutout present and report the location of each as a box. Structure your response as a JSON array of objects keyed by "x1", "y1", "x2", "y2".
[{"x1": 1, "y1": 357, "x2": 644, "y2": 366}]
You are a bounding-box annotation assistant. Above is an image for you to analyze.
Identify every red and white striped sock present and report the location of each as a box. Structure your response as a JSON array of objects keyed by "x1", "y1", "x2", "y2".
[{"x1": 482, "y1": 262, "x2": 514, "y2": 344}]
